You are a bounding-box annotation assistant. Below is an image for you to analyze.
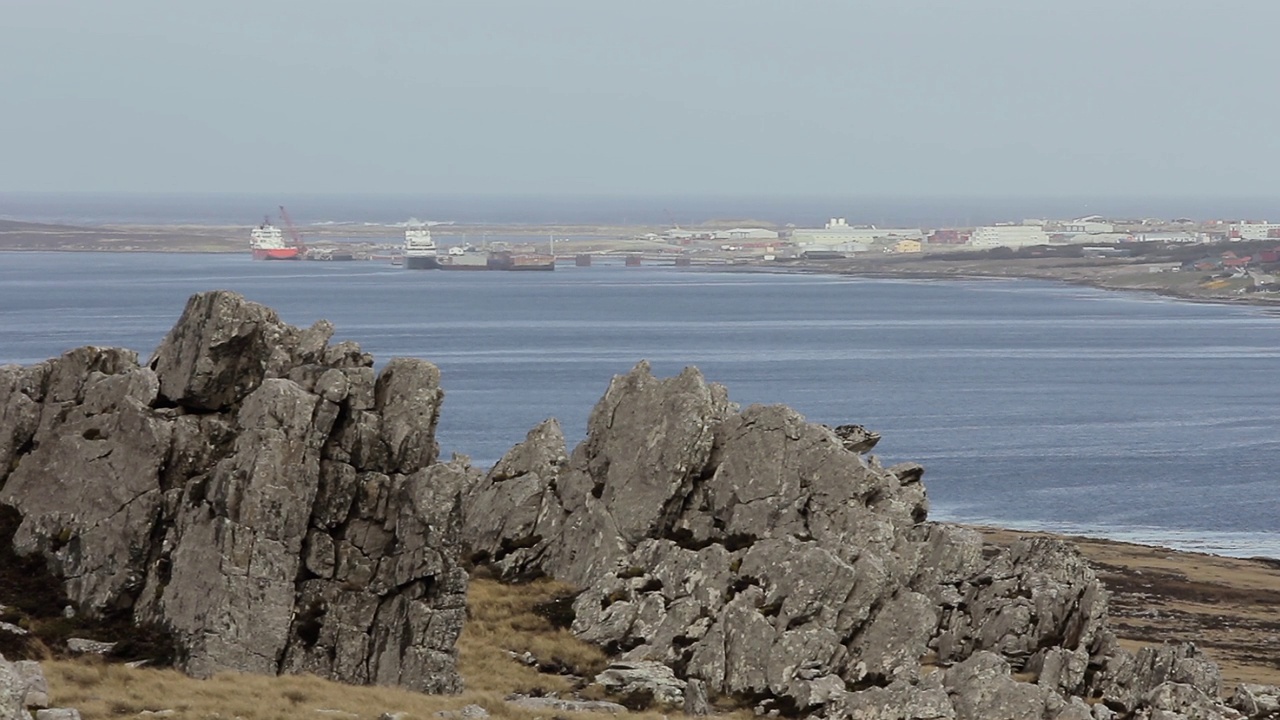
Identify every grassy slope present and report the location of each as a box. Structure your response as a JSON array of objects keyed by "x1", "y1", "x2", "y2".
[
  {"x1": 20, "y1": 535, "x2": 1280, "y2": 719},
  {"x1": 40, "y1": 577, "x2": 745, "y2": 720}
]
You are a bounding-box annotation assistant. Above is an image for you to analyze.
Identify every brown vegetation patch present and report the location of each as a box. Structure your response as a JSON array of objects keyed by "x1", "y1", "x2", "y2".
[
  {"x1": 39, "y1": 574, "x2": 754, "y2": 720},
  {"x1": 458, "y1": 576, "x2": 608, "y2": 695},
  {"x1": 976, "y1": 526, "x2": 1280, "y2": 688}
]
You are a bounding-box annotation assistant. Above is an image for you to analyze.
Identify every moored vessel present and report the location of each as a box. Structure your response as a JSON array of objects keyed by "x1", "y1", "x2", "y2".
[
  {"x1": 249, "y1": 220, "x2": 302, "y2": 260},
  {"x1": 403, "y1": 226, "x2": 440, "y2": 269},
  {"x1": 438, "y1": 245, "x2": 490, "y2": 270},
  {"x1": 487, "y1": 250, "x2": 556, "y2": 271},
  {"x1": 488, "y1": 234, "x2": 556, "y2": 271}
]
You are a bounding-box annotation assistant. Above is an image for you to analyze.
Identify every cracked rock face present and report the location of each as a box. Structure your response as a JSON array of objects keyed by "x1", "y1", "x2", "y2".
[
  {"x1": 462, "y1": 362, "x2": 1232, "y2": 719},
  {"x1": 0, "y1": 291, "x2": 465, "y2": 693}
]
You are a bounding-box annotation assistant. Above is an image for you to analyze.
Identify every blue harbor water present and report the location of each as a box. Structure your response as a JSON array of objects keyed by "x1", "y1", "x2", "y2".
[{"x1": 2, "y1": 252, "x2": 1278, "y2": 558}]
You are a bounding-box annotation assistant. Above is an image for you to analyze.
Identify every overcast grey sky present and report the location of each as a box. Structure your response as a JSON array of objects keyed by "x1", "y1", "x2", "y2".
[{"x1": 3, "y1": 1, "x2": 1278, "y2": 197}]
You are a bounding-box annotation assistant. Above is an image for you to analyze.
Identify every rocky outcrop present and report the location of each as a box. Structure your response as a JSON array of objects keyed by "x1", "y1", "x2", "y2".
[
  {"x1": 462, "y1": 362, "x2": 1235, "y2": 719},
  {"x1": 0, "y1": 291, "x2": 466, "y2": 693},
  {"x1": 0, "y1": 292, "x2": 1258, "y2": 718},
  {"x1": 0, "y1": 655, "x2": 73, "y2": 720}
]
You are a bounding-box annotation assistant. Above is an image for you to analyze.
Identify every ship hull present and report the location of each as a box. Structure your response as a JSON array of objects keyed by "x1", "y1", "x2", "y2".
[
  {"x1": 488, "y1": 252, "x2": 556, "y2": 271},
  {"x1": 438, "y1": 261, "x2": 491, "y2": 270},
  {"x1": 404, "y1": 255, "x2": 441, "y2": 270},
  {"x1": 252, "y1": 247, "x2": 302, "y2": 260},
  {"x1": 438, "y1": 253, "x2": 491, "y2": 270}
]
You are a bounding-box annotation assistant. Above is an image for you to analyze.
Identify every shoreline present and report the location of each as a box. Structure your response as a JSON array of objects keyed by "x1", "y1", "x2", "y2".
[
  {"x1": 725, "y1": 256, "x2": 1280, "y2": 310},
  {"x1": 4, "y1": 215, "x2": 1278, "y2": 309},
  {"x1": 974, "y1": 524, "x2": 1280, "y2": 689}
]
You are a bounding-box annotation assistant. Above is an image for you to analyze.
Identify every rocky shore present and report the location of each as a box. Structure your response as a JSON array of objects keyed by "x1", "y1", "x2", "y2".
[{"x1": 1, "y1": 291, "x2": 1278, "y2": 720}]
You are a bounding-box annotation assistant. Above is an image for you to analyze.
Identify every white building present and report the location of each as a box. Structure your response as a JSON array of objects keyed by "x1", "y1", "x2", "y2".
[
  {"x1": 1058, "y1": 232, "x2": 1132, "y2": 245},
  {"x1": 1229, "y1": 222, "x2": 1280, "y2": 241},
  {"x1": 1064, "y1": 220, "x2": 1115, "y2": 234},
  {"x1": 1133, "y1": 232, "x2": 1205, "y2": 243},
  {"x1": 711, "y1": 228, "x2": 779, "y2": 241},
  {"x1": 791, "y1": 217, "x2": 923, "y2": 249},
  {"x1": 969, "y1": 225, "x2": 1051, "y2": 249}
]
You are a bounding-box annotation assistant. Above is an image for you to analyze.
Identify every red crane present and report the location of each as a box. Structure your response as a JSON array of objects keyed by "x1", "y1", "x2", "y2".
[{"x1": 278, "y1": 206, "x2": 307, "y2": 252}]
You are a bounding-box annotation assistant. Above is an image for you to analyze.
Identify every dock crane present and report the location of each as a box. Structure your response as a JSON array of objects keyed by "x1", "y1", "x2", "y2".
[{"x1": 278, "y1": 206, "x2": 307, "y2": 253}]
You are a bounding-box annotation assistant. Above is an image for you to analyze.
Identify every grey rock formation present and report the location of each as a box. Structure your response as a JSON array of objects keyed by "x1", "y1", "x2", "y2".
[
  {"x1": 1231, "y1": 683, "x2": 1280, "y2": 718},
  {"x1": 1133, "y1": 682, "x2": 1244, "y2": 720},
  {"x1": 594, "y1": 660, "x2": 685, "y2": 706},
  {"x1": 0, "y1": 291, "x2": 466, "y2": 693},
  {"x1": 64, "y1": 639, "x2": 115, "y2": 656},
  {"x1": 505, "y1": 695, "x2": 627, "y2": 715},
  {"x1": 683, "y1": 678, "x2": 710, "y2": 716},
  {"x1": 33, "y1": 711, "x2": 81, "y2": 720},
  {"x1": 0, "y1": 654, "x2": 49, "y2": 720},
  {"x1": 1095, "y1": 643, "x2": 1222, "y2": 713},
  {"x1": 461, "y1": 362, "x2": 1223, "y2": 720},
  {"x1": 832, "y1": 423, "x2": 880, "y2": 453}
]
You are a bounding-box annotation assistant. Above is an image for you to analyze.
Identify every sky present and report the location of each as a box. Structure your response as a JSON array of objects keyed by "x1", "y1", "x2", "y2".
[{"x1": 3, "y1": 0, "x2": 1279, "y2": 197}]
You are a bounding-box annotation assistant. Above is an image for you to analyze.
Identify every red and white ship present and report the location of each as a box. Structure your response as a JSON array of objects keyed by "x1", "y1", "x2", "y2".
[{"x1": 249, "y1": 208, "x2": 306, "y2": 260}]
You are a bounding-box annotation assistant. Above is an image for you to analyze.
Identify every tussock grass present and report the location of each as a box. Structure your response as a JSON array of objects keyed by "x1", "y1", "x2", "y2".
[
  {"x1": 46, "y1": 658, "x2": 545, "y2": 720},
  {"x1": 459, "y1": 577, "x2": 608, "y2": 694},
  {"x1": 43, "y1": 576, "x2": 719, "y2": 720}
]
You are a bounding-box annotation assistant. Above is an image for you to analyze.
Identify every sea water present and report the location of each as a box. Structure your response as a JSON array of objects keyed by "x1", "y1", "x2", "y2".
[{"x1": 2, "y1": 251, "x2": 1277, "y2": 558}]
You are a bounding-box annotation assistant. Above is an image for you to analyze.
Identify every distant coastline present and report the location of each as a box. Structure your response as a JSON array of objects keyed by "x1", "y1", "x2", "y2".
[
  {"x1": 5, "y1": 215, "x2": 1280, "y2": 309},
  {"x1": 755, "y1": 255, "x2": 1280, "y2": 308}
]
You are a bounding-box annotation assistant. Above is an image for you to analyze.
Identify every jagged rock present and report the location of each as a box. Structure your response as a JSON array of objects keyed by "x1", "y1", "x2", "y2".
[
  {"x1": 0, "y1": 654, "x2": 34, "y2": 720},
  {"x1": 832, "y1": 423, "x2": 880, "y2": 453},
  {"x1": 433, "y1": 705, "x2": 488, "y2": 720},
  {"x1": 149, "y1": 291, "x2": 333, "y2": 411},
  {"x1": 683, "y1": 678, "x2": 710, "y2": 716},
  {"x1": 64, "y1": 639, "x2": 114, "y2": 655},
  {"x1": 1231, "y1": 683, "x2": 1280, "y2": 717},
  {"x1": 9, "y1": 661, "x2": 45, "y2": 710},
  {"x1": 464, "y1": 362, "x2": 735, "y2": 587},
  {"x1": 34, "y1": 710, "x2": 80, "y2": 720},
  {"x1": 0, "y1": 291, "x2": 466, "y2": 694},
  {"x1": 0, "y1": 365, "x2": 43, "y2": 489},
  {"x1": 1097, "y1": 643, "x2": 1222, "y2": 713},
  {"x1": 594, "y1": 661, "x2": 685, "y2": 706},
  {"x1": 505, "y1": 695, "x2": 627, "y2": 714},
  {"x1": 463, "y1": 362, "x2": 1226, "y2": 720},
  {"x1": 461, "y1": 419, "x2": 568, "y2": 576},
  {"x1": 1134, "y1": 682, "x2": 1244, "y2": 720},
  {"x1": 942, "y1": 652, "x2": 1057, "y2": 720},
  {"x1": 1, "y1": 350, "x2": 171, "y2": 613}
]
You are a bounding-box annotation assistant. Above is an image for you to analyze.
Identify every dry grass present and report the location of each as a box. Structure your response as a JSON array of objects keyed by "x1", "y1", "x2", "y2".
[
  {"x1": 976, "y1": 526, "x2": 1280, "y2": 689},
  {"x1": 47, "y1": 658, "x2": 551, "y2": 720},
  {"x1": 458, "y1": 576, "x2": 608, "y2": 695},
  {"x1": 42, "y1": 576, "x2": 687, "y2": 720}
]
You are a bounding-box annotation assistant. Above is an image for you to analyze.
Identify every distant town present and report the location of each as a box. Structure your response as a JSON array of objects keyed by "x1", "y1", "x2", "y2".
[
  {"x1": 5, "y1": 210, "x2": 1280, "y2": 302},
  {"x1": 643, "y1": 215, "x2": 1280, "y2": 259}
]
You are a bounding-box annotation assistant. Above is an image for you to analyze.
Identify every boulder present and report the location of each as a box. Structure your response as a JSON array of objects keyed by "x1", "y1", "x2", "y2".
[
  {"x1": 0, "y1": 653, "x2": 45, "y2": 720},
  {"x1": 1230, "y1": 683, "x2": 1280, "y2": 717},
  {"x1": 832, "y1": 423, "x2": 880, "y2": 453},
  {"x1": 0, "y1": 291, "x2": 466, "y2": 694},
  {"x1": 594, "y1": 660, "x2": 685, "y2": 706},
  {"x1": 505, "y1": 695, "x2": 627, "y2": 714}
]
